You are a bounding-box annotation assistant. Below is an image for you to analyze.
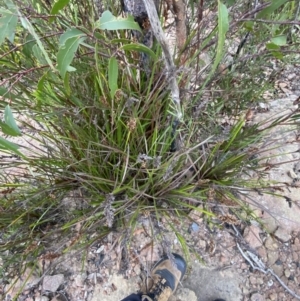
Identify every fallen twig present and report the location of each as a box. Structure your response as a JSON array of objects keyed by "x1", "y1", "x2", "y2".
[{"x1": 236, "y1": 241, "x2": 300, "y2": 300}]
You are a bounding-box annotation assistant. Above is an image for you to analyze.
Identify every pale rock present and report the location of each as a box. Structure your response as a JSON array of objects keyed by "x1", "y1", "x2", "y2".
[
  {"x1": 243, "y1": 225, "x2": 263, "y2": 249},
  {"x1": 269, "y1": 293, "x2": 277, "y2": 301},
  {"x1": 284, "y1": 269, "x2": 291, "y2": 278},
  {"x1": 74, "y1": 273, "x2": 86, "y2": 287},
  {"x1": 267, "y1": 251, "x2": 279, "y2": 266},
  {"x1": 169, "y1": 287, "x2": 197, "y2": 301},
  {"x1": 256, "y1": 278, "x2": 264, "y2": 285},
  {"x1": 292, "y1": 251, "x2": 299, "y2": 261},
  {"x1": 249, "y1": 276, "x2": 257, "y2": 285},
  {"x1": 257, "y1": 246, "x2": 267, "y2": 261},
  {"x1": 261, "y1": 215, "x2": 278, "y2": 233},
  {"x1": 274, "y1": 227, "x2": 291, "y2": 242},
  {"x1": 240, "y1": 263, "x2": 248, "y2": 270},
  {"x1": 42, "y1": 274, "x2": 64, "y2": 292},
  {"x1": 35, "y1": 297, "x2": 49, "y2": 301},
  {"x1": 278, "y1": 292, "x2": 286, "y2": 299},
  {"x1": 288, "y1": 73, "x2": 296, "y2": 80},
  {"x1": 272, "y1": 264, "x2": 284, "y2": 277},
  {"x1": 197, "y1": 240, "x2": 206, "y2": 249},
  {"x1": 110, "y1": 251, "x2": 117, "y2": 261},
  {"x1": 292, "y1": 237, "x2": 300, "y2": 251},
  {"x1": 250, "y1": 293, "x2": 264, "y2": 301},
  {"x1": 264, "y1": 237, "x2": 278, "y2": 251}
]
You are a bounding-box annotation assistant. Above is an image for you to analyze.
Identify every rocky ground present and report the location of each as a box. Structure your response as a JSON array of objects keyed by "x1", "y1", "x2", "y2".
[
  {"x1": 3, "y1": 64, "x2": 300, "y2": 301},
  {"x1": 1, "y1": 7, "x2": 300, "y2": 301}
]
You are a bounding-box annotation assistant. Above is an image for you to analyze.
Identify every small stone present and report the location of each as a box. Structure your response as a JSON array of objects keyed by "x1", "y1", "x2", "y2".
[
  {"x1": 269, "y1": 293, "x2": 277, "y2": 301},
  {"x1": 250, "y1": 293, "x2": 264, "y2": 301},
  {"x1": 275, "y1": 259, "x2": 282, "y2": 265},
  {"x1": 110, "y1": 251, "x2": 117, "y2": 260},
  {"x1": 288, "y1": 275, "x2": 294, "y2": 281},
  {"x1": 170, "y1": 287, "x2": 197, "y2": 301},
  {"x1": 134, "y1": 264, "x2": 141, "y2": 275},
  {"x1": 243, "y1": 225, "x2": 263, "y2": 249},
  {"x1": 264, "y1": 237, "x2": 278, "y2": 251},
  {"x1": 262, "y1": 213, "x2": 277, "y2": 233},
  {"x1": 42, "y1": 274, "x2": 64, "y2": 292},
  {"x1": 197, "y1": 240, "x2": 206, "y2": 249},
  {"x1": 292, "y1": 251, "x2": 299, "y2": 261},
  {"x1": 284, "y1": 269, "x2": 291, "y2": 278},
  {"x1": 189, "y1": 222, "x2": 199, "y2": 233},
  {"x1": 258, "y1": 102, "x2": 270, "y2": 110},
  {"x1": 278, "y1": 292, "x2": 285, "y2": 299},
  {"x1": 292, "y1": 237, "x2": 300, "y2": 251},
  {"x1": 267, "y1": 251, "x2": 279, "y2": 266},
  {"x1": 256, "y1": 278, "x2": 264, "y2": 285},
  {"x1": 288, "y1": 73, "x2": 296, "y2": 80},
  {"x1": 288, "y1": 281, "x2": 297, "y2": 293},
  {"x1": 272, "y1": 263, "x2": 283, "y2": 277},
  {"x1": 35, "y1": 297, "x2": 49, "y2": 301},
  {"x1": 274, "y1": 227, "x2": 291, "y2": 242},
  {"x1": 249, "y1": 276, "x2": 257, "y2": 285},
  {"x1": 278, "y1": 82, "x2": 288, "y2": 88},
  {"x1": 219, "y1": 255, "x2": 227, "y2": 265},
  {"x1": 74, "y1": 273, "x2": 86, "y2": 287},
  {"x1": 257, "y1": 247, "x2": 267, "y2": 261},
  {"x1": 280, "y1": 252, "x2": 288, "y2": 262}
]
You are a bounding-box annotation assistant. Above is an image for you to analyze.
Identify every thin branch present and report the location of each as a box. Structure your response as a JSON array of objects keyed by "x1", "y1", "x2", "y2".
[
  {"x1": 241, "y1": 18, "x2": 300, "y2": 25},
  {"x1": 236, "y1": 240, "x2": 300, "y2": 300},
  {"x1": 201, "y1": 2, "x2": 270, "y2": 53},
  {"x1": 142, "y1": 0, "x2": 183, "y2": 120},
  {"x1": 0, "y1": 32, "x2": 63, "y2": 60}
]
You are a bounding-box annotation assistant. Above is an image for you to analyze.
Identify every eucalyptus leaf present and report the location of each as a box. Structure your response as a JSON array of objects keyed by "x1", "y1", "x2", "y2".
[
  {"x1": 57, "y1": 36, "x2": 86, "y2": 78},
  {"x1": 270, "y1": 51, "x2": 283, "y2": 60},
  {"x1": 4, "y1": 105, "x2": 21, "y2": 136},
  {"x1": 257, "y1": 0, "x2": 289, "y2": 18},
  {"x1": 271, "y1": 35, "x2": 287, "y2": 46},
  {"x1": 0, "y1": 121, "x2": 17, "y2": 136},
  {"x1": 32, "y1": 44, "x2": 47, "y2": 65},
  {"x1": 19, "y1": 13, "x2": 55, "y2": 70},
  {"x1": 59, "y1": 28, "x2": 86, "y2": 46},
  {"x1": 97, "y1": 10, "x2": 141, "y2": 32},
  {"x1": 22, "y1": 33, "x2": 36, "y2": 58},
  {"x1": 0, "y1": 136, "x2": 23, "y2": 157},
  {"x1": 121, "y1": 43, "x2": 157, "y2": 59},
  {"x1": 0, "y1": 7, "x2": 18, "y2": 45},
  {"x1": 50, "y1": 0, "x2": 71, "y2": 22},
  {"x1": 266, "y1": 43, "x2": 280, "y2": 50}
]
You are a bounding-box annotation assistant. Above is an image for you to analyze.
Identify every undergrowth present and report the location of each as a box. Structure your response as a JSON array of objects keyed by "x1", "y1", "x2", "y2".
[{"x1": 0, "y1": 0, "x2": 299, "y2": 284}]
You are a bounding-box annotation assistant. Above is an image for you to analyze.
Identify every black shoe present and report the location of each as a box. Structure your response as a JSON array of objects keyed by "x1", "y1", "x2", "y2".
[{"x1": 141, "y1": 253, "x2": 187, "y2": 301}]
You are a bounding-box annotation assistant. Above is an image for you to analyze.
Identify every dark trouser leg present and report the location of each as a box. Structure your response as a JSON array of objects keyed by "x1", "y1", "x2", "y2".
[{"x1": 120, "y1": 293, "x2": 143, "y2": 301}]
